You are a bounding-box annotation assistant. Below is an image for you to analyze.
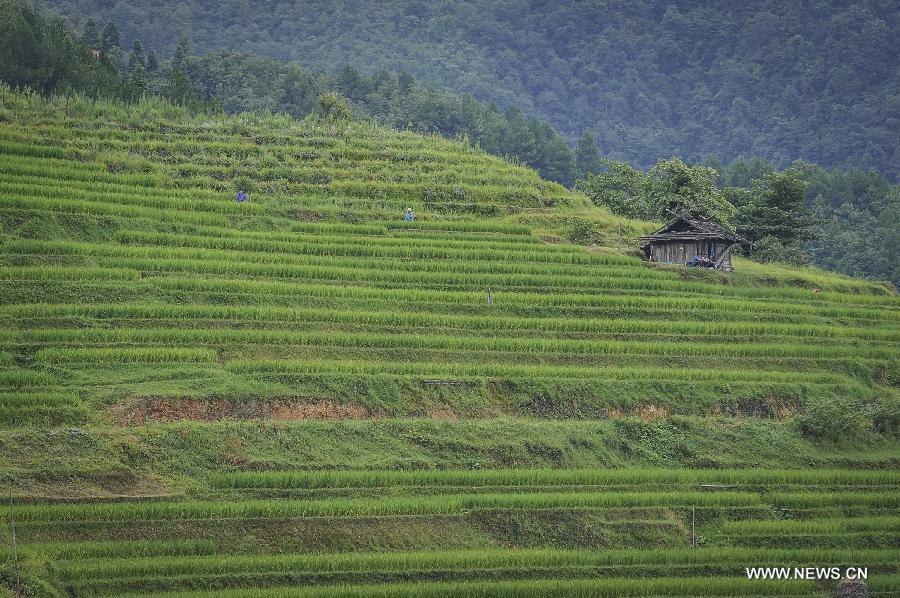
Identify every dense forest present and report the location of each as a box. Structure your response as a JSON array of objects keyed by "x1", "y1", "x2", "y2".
[
  {"x1": 3, "y1": 0, "x2": 898, "y2": 286},
  {"x1": 43, "y1": 0, "x2": 900, "y2": 180}
]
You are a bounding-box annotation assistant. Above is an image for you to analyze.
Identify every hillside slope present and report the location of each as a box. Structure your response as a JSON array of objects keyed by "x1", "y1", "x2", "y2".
[
  {"x1": 0, "y1": 89, "x2": 899, "y2": 596},
  {"x1": 46, "y1": 0, "x2": 900, "y2": 178}
]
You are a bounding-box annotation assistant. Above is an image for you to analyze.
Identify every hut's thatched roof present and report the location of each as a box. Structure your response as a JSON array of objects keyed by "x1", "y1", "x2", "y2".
[{"x1": 639, "y1": 215, "x2": 746, "y2": 247}]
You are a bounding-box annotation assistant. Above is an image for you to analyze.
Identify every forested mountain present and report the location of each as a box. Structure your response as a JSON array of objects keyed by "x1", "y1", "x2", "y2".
[{"x1": 42, "y1": 0, "x2": 900, "y2": 180}]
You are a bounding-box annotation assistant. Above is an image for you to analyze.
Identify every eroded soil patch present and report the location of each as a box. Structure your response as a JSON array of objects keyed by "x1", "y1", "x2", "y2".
[{"x1": 118, "y1": 396, "x2": 374, "y2": 425}]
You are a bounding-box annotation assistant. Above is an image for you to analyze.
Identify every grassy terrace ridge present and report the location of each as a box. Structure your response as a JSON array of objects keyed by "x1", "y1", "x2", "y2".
[{"x1": 0, "y1": 87, "x2": 897, "y2": 597}]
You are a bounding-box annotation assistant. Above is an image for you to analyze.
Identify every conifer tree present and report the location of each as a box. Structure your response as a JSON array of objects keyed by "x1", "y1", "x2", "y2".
[
  {"x1": 734, "y1": 169, "x2": 819, "y2": 263},
  {"x1": 172, "y1": 34, "x2": 190, "y2": 71},
  {"x1": 127, "y1": 40, "x2": 145, "y2": 72},
  {"x1": 100, "y1": 22, "x2": 120, "y2": 53},
  {"x1": 127, "y1": 62, "x2": 147, "y2": 101},
  {"x1": 575, "y1": 130, "x2": 601, "y2": 178},
  {"x1": 81, "y1": 18, "x2": 100, "y2": 48},
  {"x1": 145, "y1": 48, "x2": 159, "y2": 73}
]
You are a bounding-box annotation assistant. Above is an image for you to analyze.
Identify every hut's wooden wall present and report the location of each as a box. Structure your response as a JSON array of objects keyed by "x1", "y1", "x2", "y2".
[{"x1": 648, "y1": 241, "x2": 732, "y2": 270}]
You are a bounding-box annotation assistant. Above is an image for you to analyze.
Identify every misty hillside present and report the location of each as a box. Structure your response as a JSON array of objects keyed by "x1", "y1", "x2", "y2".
[{"x1": 44, "y1": 0, "x2": 900, "y2": 179}]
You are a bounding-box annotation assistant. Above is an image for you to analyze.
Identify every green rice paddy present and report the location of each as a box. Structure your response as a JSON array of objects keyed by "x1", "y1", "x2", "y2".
[{"x1": 0, "y1": 87, "x2": 897, "y2": 596}]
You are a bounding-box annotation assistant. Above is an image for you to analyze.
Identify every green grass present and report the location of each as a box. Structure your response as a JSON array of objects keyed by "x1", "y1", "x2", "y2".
[
  {"x1": 208, "y1": 468, "x2": 900, "y2": 489},
  {"x1": 110, "y1": 577, "x2": 838, "y2": 597},
  {"x1": 52, "y1": 548, "x2": 899, "y2": 595}
]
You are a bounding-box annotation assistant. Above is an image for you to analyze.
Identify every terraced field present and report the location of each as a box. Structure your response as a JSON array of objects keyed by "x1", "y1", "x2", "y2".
[{"x1": 0, "y1": 88, "x2": 898, "y2": 596}]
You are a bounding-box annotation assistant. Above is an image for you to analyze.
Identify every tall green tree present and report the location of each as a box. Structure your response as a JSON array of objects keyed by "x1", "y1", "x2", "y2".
[
  {"x1": 575, "y1": 130, "x2": 600, "y2": 178},
  {"x1": 127, "y1": 39, "x2": 145, "y2": 72},
  {"x1": 646, "y1": 158, "x2": 735, "y2": 224},
  {"x1": 126, "y1": 62, "x2": 147, "y2": 101},
  {"x1": 398, "y1": 70, "x2": 414, "y2": 95},
  {"x1": 81, "y1": 17, "x2": 100, "y2": 48},
  {"x1": 577, "y1": 159, "x2": 651, "y2": 219},
  {"x1": 335, "y1": 64, "x2": 367, "y2": 102},
  {"x1": 537, "y1": 134, "x2": 576, "y2": 187},
  {"x1": 145, "y1": 48, "x2": 159, "y2": 73},
  {"x1": 162, "y1": 67, "x2": 204, "y2": 109},
  {"x1": 100, "y1": 21, "x2": 120, "y2": 52},
  {"x1": 501, "y1": 106, "x2": 537, "y2": 167},
  {"x1": 0, "y1": 0, "x2": 44, "y2": 88},
  {"x1": 316, "y1": 91, "x2": 352, "y2": 121},
  {"x1": 732, "y1": 169, "x2": 818, "y2": 263},
  {"x1": 172, "y1": 33, "x2": 190, "y2": 71}
]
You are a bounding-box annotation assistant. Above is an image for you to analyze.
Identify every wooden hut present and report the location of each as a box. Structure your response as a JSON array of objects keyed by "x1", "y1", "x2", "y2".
[{"x1": 639, "y1": 216, "x2": 744, "y2": 272}]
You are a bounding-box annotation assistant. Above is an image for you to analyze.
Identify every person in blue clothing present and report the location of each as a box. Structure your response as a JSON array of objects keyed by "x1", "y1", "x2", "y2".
[
  {"x1": 404, "y1": 207, "x2": 415, "y2": 221},
  {"x1": 236, "y1": 189, "x2": 248, "y2": 203}
]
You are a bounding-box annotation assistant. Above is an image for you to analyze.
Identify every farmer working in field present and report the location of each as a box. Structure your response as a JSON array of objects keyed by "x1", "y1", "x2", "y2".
[
  {"x1": 236, "y1": 189, "x2": 248, "y2": 203},
  {"x1": 404, "y1": 207, "x2": 415, "y2": 221}
]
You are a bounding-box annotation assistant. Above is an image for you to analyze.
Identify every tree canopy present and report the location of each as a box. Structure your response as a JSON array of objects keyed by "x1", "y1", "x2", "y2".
[
  {"x1": 730, "y1": 169, "x2": 818, "y2": 265},
  {"x1": 575, "y1": 131, "x2": 600, "y2": 180},
  {"x1": 645, "y1": 159, "x2": 735, "y2": 225},
  {"x1": 578, "y1": 157, "x2": 735, "y2": 225},
  {"x1": 0, "y1": 0, "x2": 122, "y2": 96}
]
